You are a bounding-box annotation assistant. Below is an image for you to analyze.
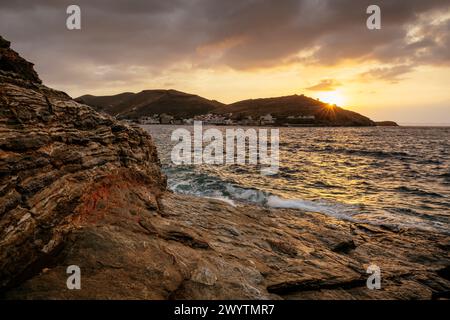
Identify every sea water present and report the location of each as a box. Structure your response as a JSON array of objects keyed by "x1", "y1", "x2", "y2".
[{"x1": 143, "y1": 125, "x2": 450, "y2": 235}]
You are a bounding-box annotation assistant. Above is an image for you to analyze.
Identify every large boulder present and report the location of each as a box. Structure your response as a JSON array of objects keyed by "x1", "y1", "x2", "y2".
[{"x1": 0, "y1": 36, "x2": 166, "y2": 291}]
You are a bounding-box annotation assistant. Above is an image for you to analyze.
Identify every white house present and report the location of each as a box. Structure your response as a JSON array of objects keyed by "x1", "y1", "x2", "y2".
[{"x1": 260, "y1": 114, "x2": 275, "y2": 125}]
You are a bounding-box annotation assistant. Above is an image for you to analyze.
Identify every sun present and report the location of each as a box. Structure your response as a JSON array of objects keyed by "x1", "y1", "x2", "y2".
[{"x1": 316, "y1": 91, "x2": 346, "y2": 106}]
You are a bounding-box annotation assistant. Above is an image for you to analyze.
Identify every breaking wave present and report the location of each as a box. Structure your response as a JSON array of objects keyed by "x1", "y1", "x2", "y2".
[{"x1": 145, "y1": 125, "x2": 450, "y2": 235}]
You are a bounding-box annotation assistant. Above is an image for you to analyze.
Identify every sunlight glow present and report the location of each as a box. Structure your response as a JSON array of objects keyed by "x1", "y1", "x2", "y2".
[{"x1": 316, "y1": 91, "x2": 346, "y2": 106}]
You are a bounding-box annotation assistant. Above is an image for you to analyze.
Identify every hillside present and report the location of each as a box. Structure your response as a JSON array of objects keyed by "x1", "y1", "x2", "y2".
[
  {"x1": 215, "y1": 95, "x2": 375, "y2": 126},
  {"x1": 76, "y1": 90, "x2": 224, "y2": 119},
  {"x1": 78, "y1": 91, "x2": 375, "y2": 126}
]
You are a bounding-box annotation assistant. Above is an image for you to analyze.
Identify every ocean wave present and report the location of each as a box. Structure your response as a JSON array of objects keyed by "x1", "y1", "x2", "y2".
[
  {"x1": 317, "y1": 146, "x2": 413, "y2": 160},
  {"x1": 267, "y1": 195, "x2": 449, "y2": 234},
  {"x1": 147, "y1": 125, "x2": 450, "y2": 236},
  {"x1": 395, "y1": 186, "x2": 444, "y2": 198},
  {"x1": 165, "y1": 166, "x2": 449, "y2": 234},
  {"x1": 266, "y1": 195, "x2": 358, "y2": 219}
]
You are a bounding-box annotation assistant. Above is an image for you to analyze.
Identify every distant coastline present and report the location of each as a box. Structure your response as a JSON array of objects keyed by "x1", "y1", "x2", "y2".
[
  {"x1": 375, "y1": 121, "x2": 399, "y2": 127},
  {"x1": 399, "y1": 123, "x2": 450, "y2": 127},
  {"x1": 76, "y1": 90, "x2": 389, "y2": 127}
]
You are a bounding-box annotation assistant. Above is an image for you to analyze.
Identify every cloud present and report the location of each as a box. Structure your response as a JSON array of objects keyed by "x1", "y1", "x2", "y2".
[
  {"x1": 0, "y1": 0, "x2": 449, "y2": 94},
  {"x1": 305, "y1": 79, "x2": 341, "y2": 91},
  {"x1": 359, "y1": 64, "x2": 414, "y2": 83}
]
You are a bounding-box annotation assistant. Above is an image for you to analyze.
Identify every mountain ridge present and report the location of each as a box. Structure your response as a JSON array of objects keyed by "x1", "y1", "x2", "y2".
[
  {"x1": 76, "y1": 90, "x2": 375, "y2": 126},
  {"x1": 76, "y1": 89, "x2": 224, "y2": 120}
]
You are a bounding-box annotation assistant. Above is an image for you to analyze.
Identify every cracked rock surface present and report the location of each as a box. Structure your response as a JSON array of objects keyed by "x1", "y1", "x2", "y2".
[{"x1": 1, "y1": 35, "x2": 449, "y2": 299}]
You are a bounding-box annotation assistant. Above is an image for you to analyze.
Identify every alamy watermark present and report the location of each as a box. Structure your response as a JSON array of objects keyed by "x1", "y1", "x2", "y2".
[
  {"x1": 66, "y1": 265, "x2": 81, "y2": 290},
  {"x1": 366, "y1": 264, "x2": 381, "y2": 290},
  {"x1": 66, "y1": 4, "x2": 381, "y2": 31},
  {"x1": 171, "y1": 121, "x2": 279, "y2": 175},
  {"x1": 66, "y1": 5, "x2": 81, "y2": 30},
  {"x1": 367, "y1": 5, "x2": 381, "y2": 30}
]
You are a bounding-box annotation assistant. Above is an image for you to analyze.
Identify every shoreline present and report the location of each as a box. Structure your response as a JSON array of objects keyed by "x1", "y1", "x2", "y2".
[
  {"x1": 5, "y1": 190, "x2": 449, "y2": 299},
  {"x1": 164, "y1": 184, "x2": 450, "y2": 236}
]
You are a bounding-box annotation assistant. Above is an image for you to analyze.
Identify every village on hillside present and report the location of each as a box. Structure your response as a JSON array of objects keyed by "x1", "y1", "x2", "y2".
[{"x1": 129, "y1": 113, "x2": 316, "y2": 126}]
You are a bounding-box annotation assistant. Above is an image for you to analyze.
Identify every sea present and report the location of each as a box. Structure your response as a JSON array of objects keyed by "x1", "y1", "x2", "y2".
[{"x1": 142, "y1": 125, "x2": 450, "y2": 235}]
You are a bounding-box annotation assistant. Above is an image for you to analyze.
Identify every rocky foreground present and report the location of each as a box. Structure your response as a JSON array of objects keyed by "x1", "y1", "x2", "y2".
[{"x1": 1, "y1": 36, "x2": 449, "y2": 299}]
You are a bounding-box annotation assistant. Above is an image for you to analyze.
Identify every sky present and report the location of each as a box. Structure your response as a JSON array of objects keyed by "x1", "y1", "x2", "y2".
[{"x1": 1, "y1": 0, "x2": 449, "y2": 124}]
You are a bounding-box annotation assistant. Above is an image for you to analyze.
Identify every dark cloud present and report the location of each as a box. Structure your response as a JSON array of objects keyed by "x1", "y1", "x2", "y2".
[
  {"x1": 0, "y1": 0, "x2": 449, "y2": 93},
  {"x1": 306, "y1": 79, "x2": 341, "y2": 91}
]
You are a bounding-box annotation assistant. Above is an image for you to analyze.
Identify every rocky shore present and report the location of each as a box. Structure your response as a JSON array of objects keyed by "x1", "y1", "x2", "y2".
[{"x1": 1, "y1": 36, "x2": 449, "y2": 299}]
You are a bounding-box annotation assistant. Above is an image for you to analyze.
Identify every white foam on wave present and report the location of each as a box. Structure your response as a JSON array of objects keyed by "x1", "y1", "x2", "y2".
[
  {"x1": 205, "y1": 196, "x2": 237, "y2": 207},
  {"x1": 169, "y1": 171, "x2": 357, "y2": 219},
  {"x1": 266, "y1": 195, "x2": 357, "y2": 220},
  {"x1": 169, "y1": 175, "x2": 449, "y2": 234},
  {"x1": 225, "y1": 185, "x2": 267, "y2": 204},
  {"x1": 265, "y1": 195, "x2": 450, "y2": 234}
]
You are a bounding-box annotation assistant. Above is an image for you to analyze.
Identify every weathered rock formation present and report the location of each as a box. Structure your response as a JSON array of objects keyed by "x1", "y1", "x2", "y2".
[
  {"x1": 0, "y1": 36, "x2": 165, "y2": 292},
  {"x1": 0, "y1": 37, "x2": 41, "y2": 85},
  {"x1": 1, "y1": 36, "x2": 449, "y2": 299}
]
